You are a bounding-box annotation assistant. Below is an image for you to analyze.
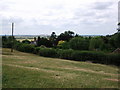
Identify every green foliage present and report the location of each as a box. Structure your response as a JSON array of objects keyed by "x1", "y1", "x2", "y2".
[
  {"x1": 33, "y1": 47, "x2": 41, "y2": 54},
  {"x1": 49, "y1": 32, "x2": 57, "y2": 46},
  {"x1": 22, "y1": 39, "x2": 31, "y2": 44},
  {"x1": 39, "y1": 48, "x2": 57, "y2": 57},
  {"x1": 56, "y1": 49, "x2": 120, "y2": 66},
  {"x1": 60, "y1": 41, "x2": 70, "y2": 49},
  {"x1": 57, "y1": 31, "x2": 74, "y2": 42},
  {"x1": 15, "y1": 43, "x2": 35, "y2": 53},
  {"x1": 2, "y1": 31, "x2": 120, "y2": 66},
  {"x1": 70, "y1": 37, "x2": 89, "y2": 50},
  {"x1": 114, "y1": 33, "x2": 120, "y2": 48},
  {"x1": 89, "y1": 37, "x2": 104, "y2": 51},
  {"x1": 72, "y1": 51, "x2": 106, "y2": 63},
  {"x1": 57, "y1": 40, "x2": 70, "y2": 49},
  {"x1": 37, "y1": 37, "x2": 52, "y2": 47},
  {"x1": 57, "y1": 49, "x2": 73, "y2": 59},
  {"x1": 109, "y1": 33, "x2": 120, "y2": 48},
  {"x1": 106, "y1": 53, "x2": 120, "y2": 66},
  {"x1": 2, "y1": 36, "x2": 16, "y2": 48}
]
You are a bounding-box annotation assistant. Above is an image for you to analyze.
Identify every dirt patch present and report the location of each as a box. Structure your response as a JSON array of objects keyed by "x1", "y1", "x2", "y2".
[
  {"x1": 57, "y1": 67, "x2": 119, "y2": 76},
  {"x1": 3, "y1": 63, "x2": 119, "y2": 77},
  {"x1": 104, "y1": 78, "x2": 119, "y2": 82},
  {"x1": 3, "y1": 64, "x2": 56, "y2": 73}
]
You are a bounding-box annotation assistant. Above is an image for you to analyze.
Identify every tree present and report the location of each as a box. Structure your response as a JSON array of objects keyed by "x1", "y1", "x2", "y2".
[
  {"x1": 57, "y1": 31, "x2": 75, "y2": 42},
  {"x1": 2, "y1": 36, "x2": 16, "y2": 48},
  {"x1": 89, "y1": 37, "x2": 104, "y2": 51},
  {"x1": 49, "y1": 32, "x2": 57, "y2": 46},
  {"x1": 37, "y1": 36, "x2": 41, "y2": 46},
  {"x1": 37, "y1": 37, "x2": 52, "y2": 47},
  {"x1": 114, "y1": 33, "x2": 120, "y2": 48},
  {"x1": 58, "y1": 41, "x2": 70, "y2": 49},
  {"x1": 69, "y1": 37, "x2": 89, "y2": 50}
]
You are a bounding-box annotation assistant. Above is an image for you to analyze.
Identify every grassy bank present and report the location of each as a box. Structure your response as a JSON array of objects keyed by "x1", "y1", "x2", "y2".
[{"x1": 2, "y1": 48, "x2": 119, "y2": 88}]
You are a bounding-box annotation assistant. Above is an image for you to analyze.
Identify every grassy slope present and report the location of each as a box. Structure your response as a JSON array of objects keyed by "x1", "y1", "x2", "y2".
[{"x1": 2, "y1": 48, "x2": 119, "y2": 88}]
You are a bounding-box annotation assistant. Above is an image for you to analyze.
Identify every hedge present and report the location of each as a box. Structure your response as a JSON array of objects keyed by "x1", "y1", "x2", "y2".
[
  {"x1": 14, "y1": 43, "x2": 35, "y2": 53},
  {"x1": 56, "y1": 49, "x2": 120, "y2": 66},
  {"x1": 33, "y1": 47, "x2": 41, "y2": 54},
  {"x1": 57, "y1": 49, "x2": 74, "y2": 60},
  {"x1": 38, "y1": 48, "x2": 57, "y2": 58},
  {"x1": 11, "y1": 42, "x2": 120, "y2": 66}
]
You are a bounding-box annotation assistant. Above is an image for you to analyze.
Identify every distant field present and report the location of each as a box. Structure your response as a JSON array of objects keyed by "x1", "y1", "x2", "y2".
[
  {"x1": 16, "y1": 38, "x2": 34, "y2": 42},
  {"x1": 2, "y1": 48, "x2": 119, "y2": 88}
]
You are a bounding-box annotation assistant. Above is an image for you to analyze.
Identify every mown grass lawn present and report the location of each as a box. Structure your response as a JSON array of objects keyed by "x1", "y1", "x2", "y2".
[{"x1": 2, "y1": 48, "x2": 119, "y2": 88}]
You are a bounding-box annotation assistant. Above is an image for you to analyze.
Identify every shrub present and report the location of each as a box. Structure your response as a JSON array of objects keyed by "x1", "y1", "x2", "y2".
[
  {"x1": 14, "y1": 42, "x2": 23, "y2": 50},
  {"x1": 57, "y1": 41, "x2": 70, "y2": 49},
  {"x1": 57, "y1": 49, "x2": 74, "y2": 60},
  {"x1": 71, "y1": 51, "x2": 106, "y2": 62},
  {"x1": 2, "y1": 36, "x2": 16, "y2": 48},
  {"x1": 106, "y1": 53, "x2": 120, "y2": 66},
  {"x1": 12, "y1": 41, "x2": 120, "y2": 66},
  {"x1": 89, "y1": 37, "x2": 104, "y2": 51},
  {"x1": 57, "y1": 49, "x2": 108, "y2": 64},
  {"x1": 37, "y1": 37, "x2": 52, "y2": 47},
  {"x1": 39, "y1": 48, "x2": 57, "y2": 57},
  {"x1": 15, "y1": 43, "x2": 35, "y2": 53},
  {"x1": 70, "y1": 37, "x2": 89, "y2": 50},
  {"x1": 33, "y1": 47, "x2": 41, "y2": 54}
]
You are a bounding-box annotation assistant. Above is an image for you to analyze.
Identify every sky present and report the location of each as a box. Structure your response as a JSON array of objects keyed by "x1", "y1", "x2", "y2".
[{"x1": 0, "y1": 0, "x2": 119, "y2": 35}]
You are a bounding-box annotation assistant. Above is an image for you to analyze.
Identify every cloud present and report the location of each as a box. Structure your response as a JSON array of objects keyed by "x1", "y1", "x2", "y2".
[
  {"x1": 0, "y1": 0, "x2": 118, "y2": 35},
  {"x1": 92, "y1": 2, "x2": 113, "y2": 10}
]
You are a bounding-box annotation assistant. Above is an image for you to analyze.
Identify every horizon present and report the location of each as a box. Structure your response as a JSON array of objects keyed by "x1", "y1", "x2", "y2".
[{"x1": 0, "y1": 34, "x2": 108, "y2": 36}]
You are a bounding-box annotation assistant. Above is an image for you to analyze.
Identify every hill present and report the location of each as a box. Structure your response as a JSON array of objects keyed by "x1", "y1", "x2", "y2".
[{"x1": 2, "y1": 48, "x2": 119, "y2": 88}]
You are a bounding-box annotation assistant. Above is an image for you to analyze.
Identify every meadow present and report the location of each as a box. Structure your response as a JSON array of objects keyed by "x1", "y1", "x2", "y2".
[{"x1": 2, "y1": 48, "x2": 119, "y2": 88}]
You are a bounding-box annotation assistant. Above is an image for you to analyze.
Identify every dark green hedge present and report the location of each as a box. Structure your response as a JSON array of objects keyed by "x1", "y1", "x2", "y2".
[
  {"x1": 106, "y1": 54, "x2": 120, "y2": 66},
  {"x1": 14, "y1": 43, "x2": 35, "y2": 53},
  {"x1": 57, "y1": 49, "x2": 73, "y2": 60},
  {"x1": 11, "y1": 42, "x2": 120, "y2": 66},
  {"x1": 33, "y1": 47, "x2": 41, "y2": 54},
  {"x1": 56, "y1": 49, "x2": 120, "y2": 66},
  {"x1": 38, "y1": 48, "x2": 57, "y2": 57}
]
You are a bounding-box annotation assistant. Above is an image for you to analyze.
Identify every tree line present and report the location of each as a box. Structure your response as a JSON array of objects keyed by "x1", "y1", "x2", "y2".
[
  {"x1": 2, "y1": 31, "x2": 120, "y2": 66},
  {"x1": 2, "y1": 30, "x2": 120, "y2": 52}
]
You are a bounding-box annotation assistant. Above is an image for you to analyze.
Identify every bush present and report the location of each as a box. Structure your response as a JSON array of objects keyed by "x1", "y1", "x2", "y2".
[
  {"x1": 70, "y1": 37, "x2": 89, "y2": 50},
  {"x1": 33, "y1": 47, "x2": 41, "y2": 54},
  {"x1": 106, "y1": 53, "x2": 120, "y2": 66},
  {"x1": 57, "y1": 49, "x2": 107, "y2": 64},
  {"x1": 89, "y1": 37, "x2": 104, "y2": 51},
  {"x1": 2, "y1": 36, "x2": 16, "y2": 48},
  {"x1": 14, "y1": 42, "x2": 22, "y2": 50},
  {"x1": 12, "y1": 41, "x2": 120, "y2": 66},
  {"x1": 39, "y1": 48, "x2": 57, "y2": 57},
  {"x1": 57, "y1": 41, "x2": 70, "y2": 49},
  {"x1": 71, "y1": 51, "x2": 105, "y2": 62},
  {"x1": 57, "y1": 49, "x2": 73, "y2": 59},
  {"x1": 15, "y1": 43, "x2": 35, "y2": 53}
]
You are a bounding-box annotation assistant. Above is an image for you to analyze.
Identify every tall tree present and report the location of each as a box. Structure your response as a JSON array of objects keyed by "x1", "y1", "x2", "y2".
[
  {"x1": 57, "y1": 31, "x2": 75, "y2": 42},
  {"x1": 37, "y1": 36, "x2": 52, "y2": 47},
  {"x1": 49, "y1": 32, "x2": 57, "y2": 46}
]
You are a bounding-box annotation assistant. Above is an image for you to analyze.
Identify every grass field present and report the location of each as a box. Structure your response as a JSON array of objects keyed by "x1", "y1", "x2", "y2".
[{"x1": 2, "y1": 48, "x2": 119, "y2": 88}]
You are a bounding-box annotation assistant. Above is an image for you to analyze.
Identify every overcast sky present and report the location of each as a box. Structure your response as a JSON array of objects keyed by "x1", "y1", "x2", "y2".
[{"x1": 0, "y1": 0, "x2": 119, "y2": 35}]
